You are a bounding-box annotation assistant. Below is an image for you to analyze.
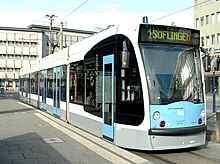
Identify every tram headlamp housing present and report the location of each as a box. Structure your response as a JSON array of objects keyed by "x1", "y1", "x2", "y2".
[
  {"x1": 200, "y1": 109, "x2": 205, "y2": 117},
  {"x1": 153, "y1": 111, "x2": 160, "y2": 120}
]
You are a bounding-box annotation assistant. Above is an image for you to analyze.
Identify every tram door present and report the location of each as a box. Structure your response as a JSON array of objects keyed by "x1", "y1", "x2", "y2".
[
  {"x1": 53, "y1": 67, "x2": 61, "y2": 117},
  {"x1": 102, "y1": 54, "x2": 115, "y2": 141},
  {"x1": 41, "y1": 70, "x2": 47, "y2": 110}
]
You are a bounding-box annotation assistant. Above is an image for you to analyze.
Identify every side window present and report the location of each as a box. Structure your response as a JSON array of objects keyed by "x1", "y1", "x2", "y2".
[
  {"x1": 47, "y1": 68, "x2": 53, "y2": 98},
  {"x1": 83, "y1": 36, "x2": 116, "y2": 118},
  {"x1": 84, "y1": 71, "x2": 95, "y2": 106},
  {"x1": 81, "y1": 34, "x2": 144, "y2": 124},
  {"x1": 30, "y1": 73, "x2": 34, "y2": 94},
  {"x1": 19, "y1": 77, "x2": 23, "y2": 92},
  {"x1": 24, "y1": 74, "x2": 29, "y2": 93},
  {"x1": 39, "y1": 72, "x2": 42, "y2": 96},
  {"x1": 69, "y1": 61, "x2": 84, "y2": 104},
  {"x1": 120, "y1": 52, "x2": 142, "y2": 102},
  {"x1": 61, "y1": 65, "x2": 66, "y2": 102},
  {"x1": 34, "y1": 72, "x2": 38, "y2": 94},
  {"x1": 117, "y1": 38, "x2": 144, "y2": 126},
  {"x1": 84, "y1": 57, "x2": 96, "y2": 107},
  {"x1": 30, "y1": 72, "x2": 38, "y2": 94}
]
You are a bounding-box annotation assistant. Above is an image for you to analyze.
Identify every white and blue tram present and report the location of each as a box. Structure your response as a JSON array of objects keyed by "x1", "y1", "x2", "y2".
[{"x1": 20, "y1": 23, "x2": 207, "y2": 150}]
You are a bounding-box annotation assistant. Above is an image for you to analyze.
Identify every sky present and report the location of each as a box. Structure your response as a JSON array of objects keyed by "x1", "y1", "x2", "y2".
[{"x1": 0, "y1": 0, "x2": 194, "y2": 31}]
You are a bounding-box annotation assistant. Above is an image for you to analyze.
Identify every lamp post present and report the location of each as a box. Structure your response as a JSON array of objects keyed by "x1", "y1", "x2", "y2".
[{"x1": 45, "y1": 14, "x2": 57, "y2": 55}]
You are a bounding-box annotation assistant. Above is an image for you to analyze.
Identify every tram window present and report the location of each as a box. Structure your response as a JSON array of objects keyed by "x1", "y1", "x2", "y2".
[
  {"x1": 34, "y1": 73, "x2": 38, "y2": 94},
  {"x1": 84, "y1": 71, "x2": 95, "y2": 106},
  {"x1": 120, "y1": 53, "x2": 142, "y2": 102},
  {"x1": 0, "y1": 80, "x2": 4, "y2": 88},
  {"x1": 39, "y1": 72, "x2": 43, "y2": 96},
  {"x1": 23, "y1": 74, "x2": 29, "y2": 94},
  {"x1": 30, "y1": 72, "x2": 38, "y2": 94},
  {"x1": 19, "y1": 77, "x2": 23, "y2": 92},
  {"x1": 30, "y1": 74, "x2": 33, "y2": 94},
  {"x1": 61, "y1": 65, "x2": 66, "y2": 101},
  {"x1": 16, "y1": 80, "x2": 19, "y2": 87},
  {"x1": 8, "y1": 80, "x2": 12, "y2": 87},
  {"x1": 30, "y1": 74, "x2": 34, "y2": 93},
  {"x1": 47, "y1": 68, "x2": 53, "y2": 98},
  {"x1": 84, "y1": 52, "x2": 103, "y2": 111},
  {"x1": 69, "y1": 61, "x2": 84, "y2": 104},
  {"x1": 117, "y1": 39, "x2": 144, "y2": 126}
]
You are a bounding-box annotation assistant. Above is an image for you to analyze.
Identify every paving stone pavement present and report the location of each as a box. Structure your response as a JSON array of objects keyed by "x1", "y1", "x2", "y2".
[
  {"x1": 0, "y1": 91, "x2": 150, "y2": 164},
  {"x1": 0, "y1": 93, "x2": 112, "y2": 164},
  {"x1": 2, "y1": 91, "x2": 220, "y2": 163}
]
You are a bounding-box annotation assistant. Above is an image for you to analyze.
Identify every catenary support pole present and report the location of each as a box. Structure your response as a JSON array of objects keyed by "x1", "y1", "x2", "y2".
[{"x1": 213, "y1": 71, "x2": 216, "y2": 113}]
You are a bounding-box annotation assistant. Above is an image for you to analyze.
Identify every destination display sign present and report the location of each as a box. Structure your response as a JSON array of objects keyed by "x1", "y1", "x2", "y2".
[{"x1": 139, "y1": 24, "x2": 200, "y2": 46}]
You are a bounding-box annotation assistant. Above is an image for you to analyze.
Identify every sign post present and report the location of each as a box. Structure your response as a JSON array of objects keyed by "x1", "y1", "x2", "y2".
[{"x1": 213, "y1": 71, "x2": 216, "y2": 113}]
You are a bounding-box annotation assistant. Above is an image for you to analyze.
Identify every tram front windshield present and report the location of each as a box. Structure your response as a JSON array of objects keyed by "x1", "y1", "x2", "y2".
[{"x1": 140, "y1": 44, "x2": 204, "y2": 105}]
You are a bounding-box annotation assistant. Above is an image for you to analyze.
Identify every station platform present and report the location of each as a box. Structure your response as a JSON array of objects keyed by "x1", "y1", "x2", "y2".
[
  {"x1": 0, "y1": 91, "x2": 151, "y2": 164},
  {"x1": 1, "y1": 91, "x2": 220, "y2": 163}
]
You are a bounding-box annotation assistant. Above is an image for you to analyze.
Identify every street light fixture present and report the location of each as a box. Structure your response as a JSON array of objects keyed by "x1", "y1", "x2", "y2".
[{"x1": 45, "y1": 14, "x2": 57, "y2": 55}]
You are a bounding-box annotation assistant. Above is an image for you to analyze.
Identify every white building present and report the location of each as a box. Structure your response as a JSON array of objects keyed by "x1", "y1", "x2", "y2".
[
  {"x1": 194, "y1": 0, "x2": 220, "y2": 55},
  {"x1": 0, "y1": 25, "x2": 95, "y2": 91},
  {"x1": 194, "y1": 0, "x2": 220, "y2": 94}
]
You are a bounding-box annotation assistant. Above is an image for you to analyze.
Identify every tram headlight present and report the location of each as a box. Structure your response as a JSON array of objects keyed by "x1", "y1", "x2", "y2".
[
  {"x1": 200, "y1": 109, "x2": 205, "y2": 117},
  {"x1": 153, "y1": 111, "x2": 160, "y2": 120}
]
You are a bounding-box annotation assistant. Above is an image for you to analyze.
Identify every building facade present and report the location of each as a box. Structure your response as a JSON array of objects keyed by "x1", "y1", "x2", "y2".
[
  {"x1": 0, "y1": 28, "x2": 42, "y2": 91},
  {"x1": 0, "y1": 25, "x2": 95, "y2": 91},
  {"x1": 194, "y1": 0, "x2": 220, "y2": 55},
  {"x1": 27, "y1": 24, "x2": 95, "y2": 58},
  {"x1": 194, "y1": 0, "x2": 220, "y2": 94}
]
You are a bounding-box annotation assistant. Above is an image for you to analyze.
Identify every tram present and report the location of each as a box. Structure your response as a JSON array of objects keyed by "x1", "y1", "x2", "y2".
[{"x1": 19, "y1": 23, "x2": 207, "y2": 150}]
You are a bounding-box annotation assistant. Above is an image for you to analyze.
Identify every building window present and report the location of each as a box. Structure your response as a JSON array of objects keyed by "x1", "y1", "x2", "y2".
[
  {"x1": 78, "y1": 36, "x2": 84, "y2": 41},
  {"x1": 195, "y1": 0, "x2": 198, "y2": 5},
  {"x1": 23, "y1": 55, "x2": 29, "y2": 60},
  {"x1": 217, "y1": 11, "x2": 220, "y2": 23},
  {"x1": 201, "y1": 17, "x2": 204, "y2": 26},
  {"x1": 206, "y1": 36, "x2": 210, "y2": 46},
  {"x1": 0, "y1": 41, "x2": 6, "y2": 46},
  {"x1": 8, "y1": 41, "x2": 14, "y2": 46},
  {"x1": 31, "y1": 42, "x2": 37, "y2": 47},
  {"x1": 211, "y1": 34, "x2": 215, "y2": 45},
  {"x1": 201, "y1": 37, "x2": 204, "y2": 46},
  {"x1": 16, "y1": 41, "x2": 22, "y2": 46},
  {"x1": 24, "y1": 42, "x2": 29, "y2": 47},
  {"x1": 65, "y1": 35, "x2": 72, "y2": 47},
  {"x1": 8, "y1": 80, "x2": 12, "y2": 87},
  {"x1": 31, "y1": 56, "x2": 36, "y2": 60},
  {"x1": 15, "y1": 80, "x2": 19, "y2": 87},
  {"x1": 8, "y1": 55, "x2": 14, "y2": 59},
  {"x1": 72, "y1": 36, "x2": 78, "y2": 43},
  {"x1": 15, "y1": 55, "x2": 21, "y2": 59},
  {"x1": 196, "y1": 18, "x2": 199, "y2": 28},
  {"x1": 206, "y1": 15, "x2": 209, "y2": 25},
  {"x1": 0, "y1": 54, "x2": 6, "y2": 59},
  {"x1": 217, "y1": 33, "x2": 220, "y2": 44},
  {"x1": 211, "y1": 13, "x2": 215, "y2": 24}
]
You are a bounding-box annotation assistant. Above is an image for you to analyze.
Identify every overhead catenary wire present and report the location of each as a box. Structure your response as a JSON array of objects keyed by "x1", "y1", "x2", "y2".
[
  {"x1": 54, "y1": 0, "x2": 212, "y2": 29},
  {"x1": 149, "y1": 0, "x2": 211, "y2": 23},
  {"x1": 58, "y1": 0, "x2": 89, "y2": 25}
]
